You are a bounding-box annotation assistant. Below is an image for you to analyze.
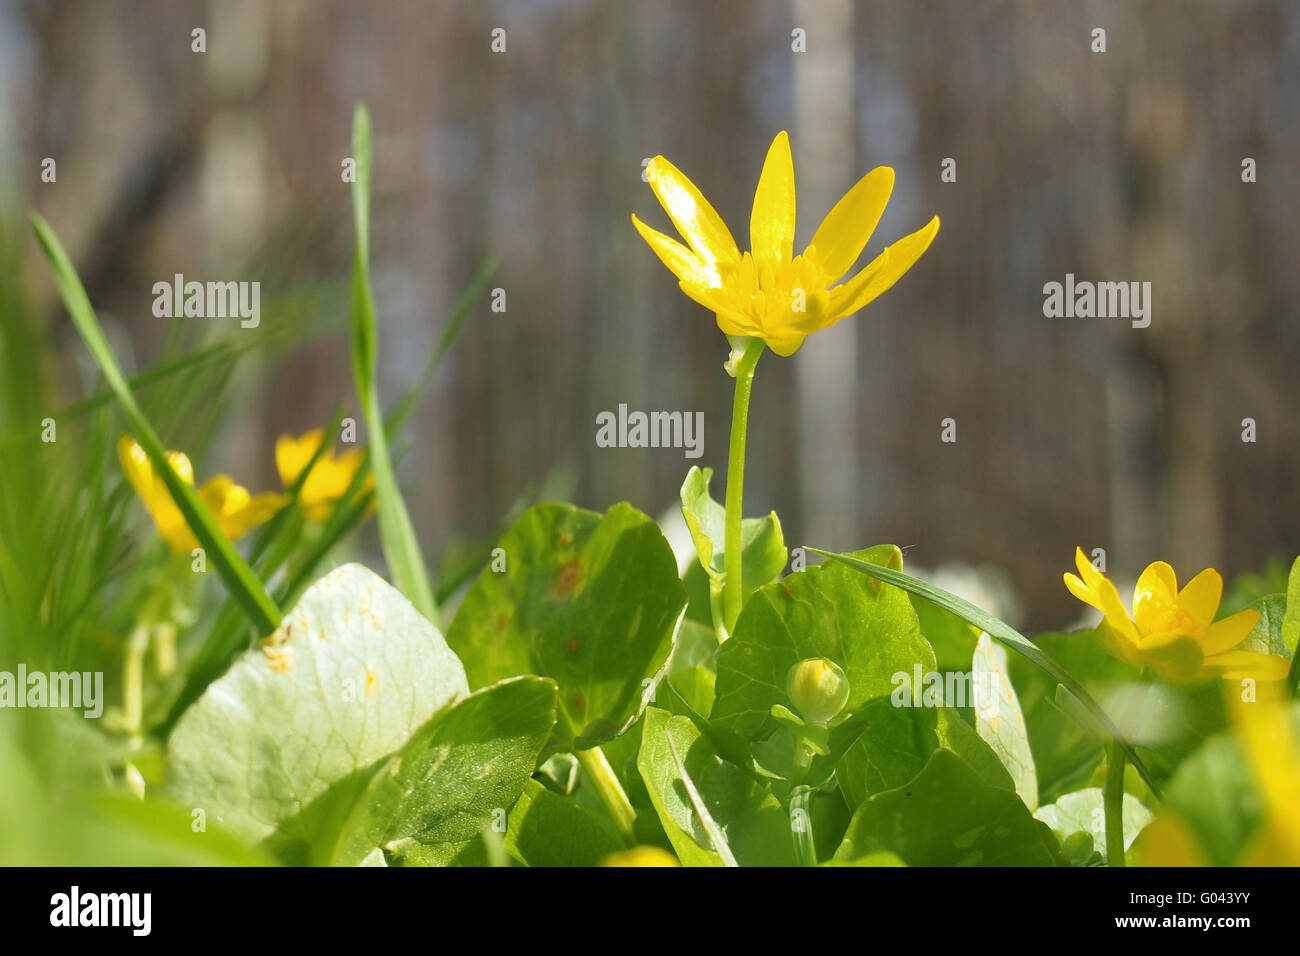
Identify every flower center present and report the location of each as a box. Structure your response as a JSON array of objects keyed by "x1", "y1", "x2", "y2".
[{"x1": 730, "y1": 251, "x2": 831, "y2": 333}]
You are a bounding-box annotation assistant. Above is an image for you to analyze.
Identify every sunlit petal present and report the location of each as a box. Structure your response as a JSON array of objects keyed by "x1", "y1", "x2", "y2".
[
  {"x1": 1176, "y1": 568, "x2": 1223, "y2": 627},
  {"x1": 809, "y1": 166, "x2": 894, "y2": 281},
  {"x1": 829, "y1": 216, "x2": 940, "y2": 321},
  {"x1": 750, "y1": 131, "x2": 796, "y2": 269},
  {"x1": 631, "y1": 214, "x2": 723, "y2": 289},
  {"x1": 646, "y1": 156, "x2": 740, "y2": 270}
]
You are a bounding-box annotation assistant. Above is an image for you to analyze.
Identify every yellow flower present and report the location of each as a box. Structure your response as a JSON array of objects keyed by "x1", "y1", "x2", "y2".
[
  {"x1": 632, "y1": 130, "x2": 939, "y2": 356},
  {"x1": 601, "y1": 846, "x2": 680, "y2": 867},
  {"x1": 1063, "y1": 547, "x2": 1286, "y2": 681},
  {"x1": 1136, "y1": 686, "x2": 1300, "y2": 866},
  {"x1": 117, "y1": 435, "x2": 283, "y2": 554},
  {"x1": 1232, "y1": 685, "x2": 1300, "y2": 864},
  {"x1": 275, "y1": 429, "x2": 370, "y2": 520}
]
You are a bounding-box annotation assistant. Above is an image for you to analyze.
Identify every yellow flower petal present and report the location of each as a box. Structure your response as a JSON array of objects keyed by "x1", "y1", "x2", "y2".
[
  {"x1": 1239, "y1": 823, "x2": 1300, "y2": 865},
  {"x1": 1063, "y1": 572, "x2": 1100, "y2": 611},
  {"x1": 235, "y1": 492, "x2": 288, "y2": 538},
  {"x1": 277, "y1": 430, "x2": 372, "y2": 520},
  {"x1": 1086, "y1": 573, "x2": 1139, "y2": 643},
  {"x1": 1069, "y1": 549, "x2": 1139, "y2": 643},
  {"x1": 1073, "y1": 546, "x2": 1095, "y2": 583},
  {"x1": 1134, "y1": 630, "x2": 1204, "y2": 679},
  {"x1": 713, "y1": 307, "x2": 763, "y2": 340},
  {"x1": 1202, "y1": 648, "x2": 1289, "y2": 681},
  {"x1": 633, "y1": 136, "x2": 938, "y2": 354},
  {"x1": 760, "y1": 329, "x2": 808, "y2": 357},
  {"x1": 749, "y1": 131, "x2": 796, "y2": 270},
  {"x1": 275, "y1": 429, "x2": 323, "y2": 487},
  {"x1": 630, "y1": 214, "x2": 726, "y2": 295},
  {"x1": 198, "y1": 475, "x2": 284, "y2": 542},
  {"x1": 1134, "y1": 560, "x2": 1178, "y2": 608},
  {"x1": 1232, "y1": 687, "x2": 1300, "y2": 861},
  {"x1": 1176, "y1": 567, "x2": 1222, "y2": 627},
  {"x1": 118, "y1": 436, "x2": 195, "y2": 553},
  {"x1": 645, "y1": 155, "x2": 740, "y2": 271},
  {"x1": 676, "y1": 280, "x2": 742, "y2": 318},
  {"x1": 1133, "y1": 813, "x2": 1205, "y2": 866},
  {"x1": 828, "y1": 216, "x2": 940, "y2": 322},
  {"x1": 601, "y1": 846, "x2": 679, "y2": 867},
  {"x1": 166, "y1": 450, "x2": 195, "y2": 487},
  {"x1": 117, "y1": 435, "x2": 153, "y2": 499},
  {"x1": 1200, "y1": 608, "x2": 1259, "y2": 657},
  {"x1": 809, "y1": 166, "x2": 895, "y2": 281},
  {"x1": 1096, "y1": 623, "x2": 1146, "y2": 667},
  {"x1": 1132, "y1": 561, "x2": 1181, "y2": 636},
  {"x1": 120, "y1": 434, "x2": 281, "y2": 553}
]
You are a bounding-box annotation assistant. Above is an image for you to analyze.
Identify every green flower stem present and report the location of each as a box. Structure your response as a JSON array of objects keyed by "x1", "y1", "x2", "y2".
[
  {"x1": 575, "y1": 745, "x2": 637, "y2": 846},
  {"x1": 790, "y1": 787, "x2": 817, "y2": 866},
  {"x1": 1104, "y1": 740, "x2": 1126, "y2": 866},
  {"x1": 123, "y1": 625, "x2": 149, "y2": 747},
  {"x1": 722, "y1": 338, "x2": 766, "y2": 634}
]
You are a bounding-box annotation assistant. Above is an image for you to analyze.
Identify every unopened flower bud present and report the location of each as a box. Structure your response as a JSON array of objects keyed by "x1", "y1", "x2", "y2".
[{"x1": 786, "y1": 657, "x2": 850, "y2": 724}]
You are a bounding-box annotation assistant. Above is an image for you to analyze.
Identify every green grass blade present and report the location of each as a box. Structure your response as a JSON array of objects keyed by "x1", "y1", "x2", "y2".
[
  {"x1": 805, "y1": 546, "x2": 1162, "y2": 800},
  {"x1": 348, "y1": 104, "x2": 437, "y2": 623},
  {"x1": 30, "y1": 212, "x2": 281, "y2": 636}
]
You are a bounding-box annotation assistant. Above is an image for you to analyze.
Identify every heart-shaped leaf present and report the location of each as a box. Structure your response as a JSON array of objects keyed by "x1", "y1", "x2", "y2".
[
  {"x1": 446, "y1": 502, "x2": 685, "y2": 750},
  {"x1": 679, "y1": 465, "x2": 786, "y2": 596},
  {"x1": 505, "y1": 779, "x2": 624, "y2": 867},
  {"x1": 637, "y1": 706, "x2": 794, "y2": 866},
  {"x1": 332, "y1": 676, "x2": 557, "y2": 866},
  {"x1": 167, "y1": 564, "x2": 469, "y2": 861},
  {"x1": 972, "y1": 633, "x2": 1038, "y2": 810},
  {"x1": 712, "y1": 545, "x2": 935, "y2": 742},
  {"x1": 834, "y1": 749, "x2": 1060, "y2": 866}
]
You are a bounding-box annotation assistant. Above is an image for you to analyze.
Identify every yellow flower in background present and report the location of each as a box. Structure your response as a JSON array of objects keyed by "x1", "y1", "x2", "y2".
[
  {"x1": 632, "y1": 130, "x2": 940, "y2": 356},
  {"x1": 1063, "y1": 547, "x2": 1287, "y2": 681},
  {"x1": 1232, "y1": 686, "x2": 1300, "y2": 864},
  {"x1": 117, "y1": 436, "x2": 283, "y2": 554},
  {"x1": 601, "y1": 846, "x2": 680, "y2": 867},
  {"x1": 1136, "y1": 686, "x2": 1300, "y2": 866},
  {"x1": 275, "y1": 429, "x2": 370, "y2": 520}
]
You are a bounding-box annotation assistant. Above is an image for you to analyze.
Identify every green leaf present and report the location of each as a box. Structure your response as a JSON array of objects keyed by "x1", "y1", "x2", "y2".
[
  {"x1": 935, "y1": 707, "x2": 1017, "y2": 792},
  {"x1": 332, "y1": 676, "x2": 557, "y2": 866},
  {"x1": 806, "y1": 548, "x2": 1161, "y2": 799},
  {"x1": 913, "y1": 597, "x2": 979, "y2": 672},
  {"x1": 713, "y1": 545, "x2": 935, "y2": 743},
  {"x1": 679, "y1": 465, "x2": 786, "y2": 596},
  {"x1": 89, "y1": 795, "x2": 279, "y2": 866},
  {"x1": 505, "y1": 779, "x2": 625, "y2": 866},
  {"x1": 822, "y1": 851, "x2": 906, "y2": 867},
  {"x1": 446, "y1": 501, "x2": 685, "y2": 750},
  {"x1": 29, "y1": 212, "x2": 280, "y2": 634},
  {"x1": 347, "y1": 103, "x2": 437, "y2": 621},
  {"x1": 636, "y1": 707, "x2": 794, "y2": 866},
  {"x1": 1003, "y1": 630, "x2": 1145, "y2": 803},
  {"x1": 972, "y1": 633, "x2": 1038, "y2": 811},
  {"x1": 666, "y1": 617, "x2": 718, "y2": 717},
  {"x1": 834, "y1": 749, "x2": 1060, "y2": 866},
  {"x1": 166, "y1": 564, "x2": 468, "y2": 861},
  {"x1": 1161, "y1": 730, "x2": 1263, "y2": 866},
  {"x1": 1034, "y1": 788, "x2": 1153, "y2": 864},
  {"x1": 834, "y1": 702, "x2": 939, "y2": 810},
  {"x1": 835, "y1": 704, "x2": 1014, "y2": 811},
  {"x1": 1239, "y1": 593, "x2": 1294, "y2": 661}
]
